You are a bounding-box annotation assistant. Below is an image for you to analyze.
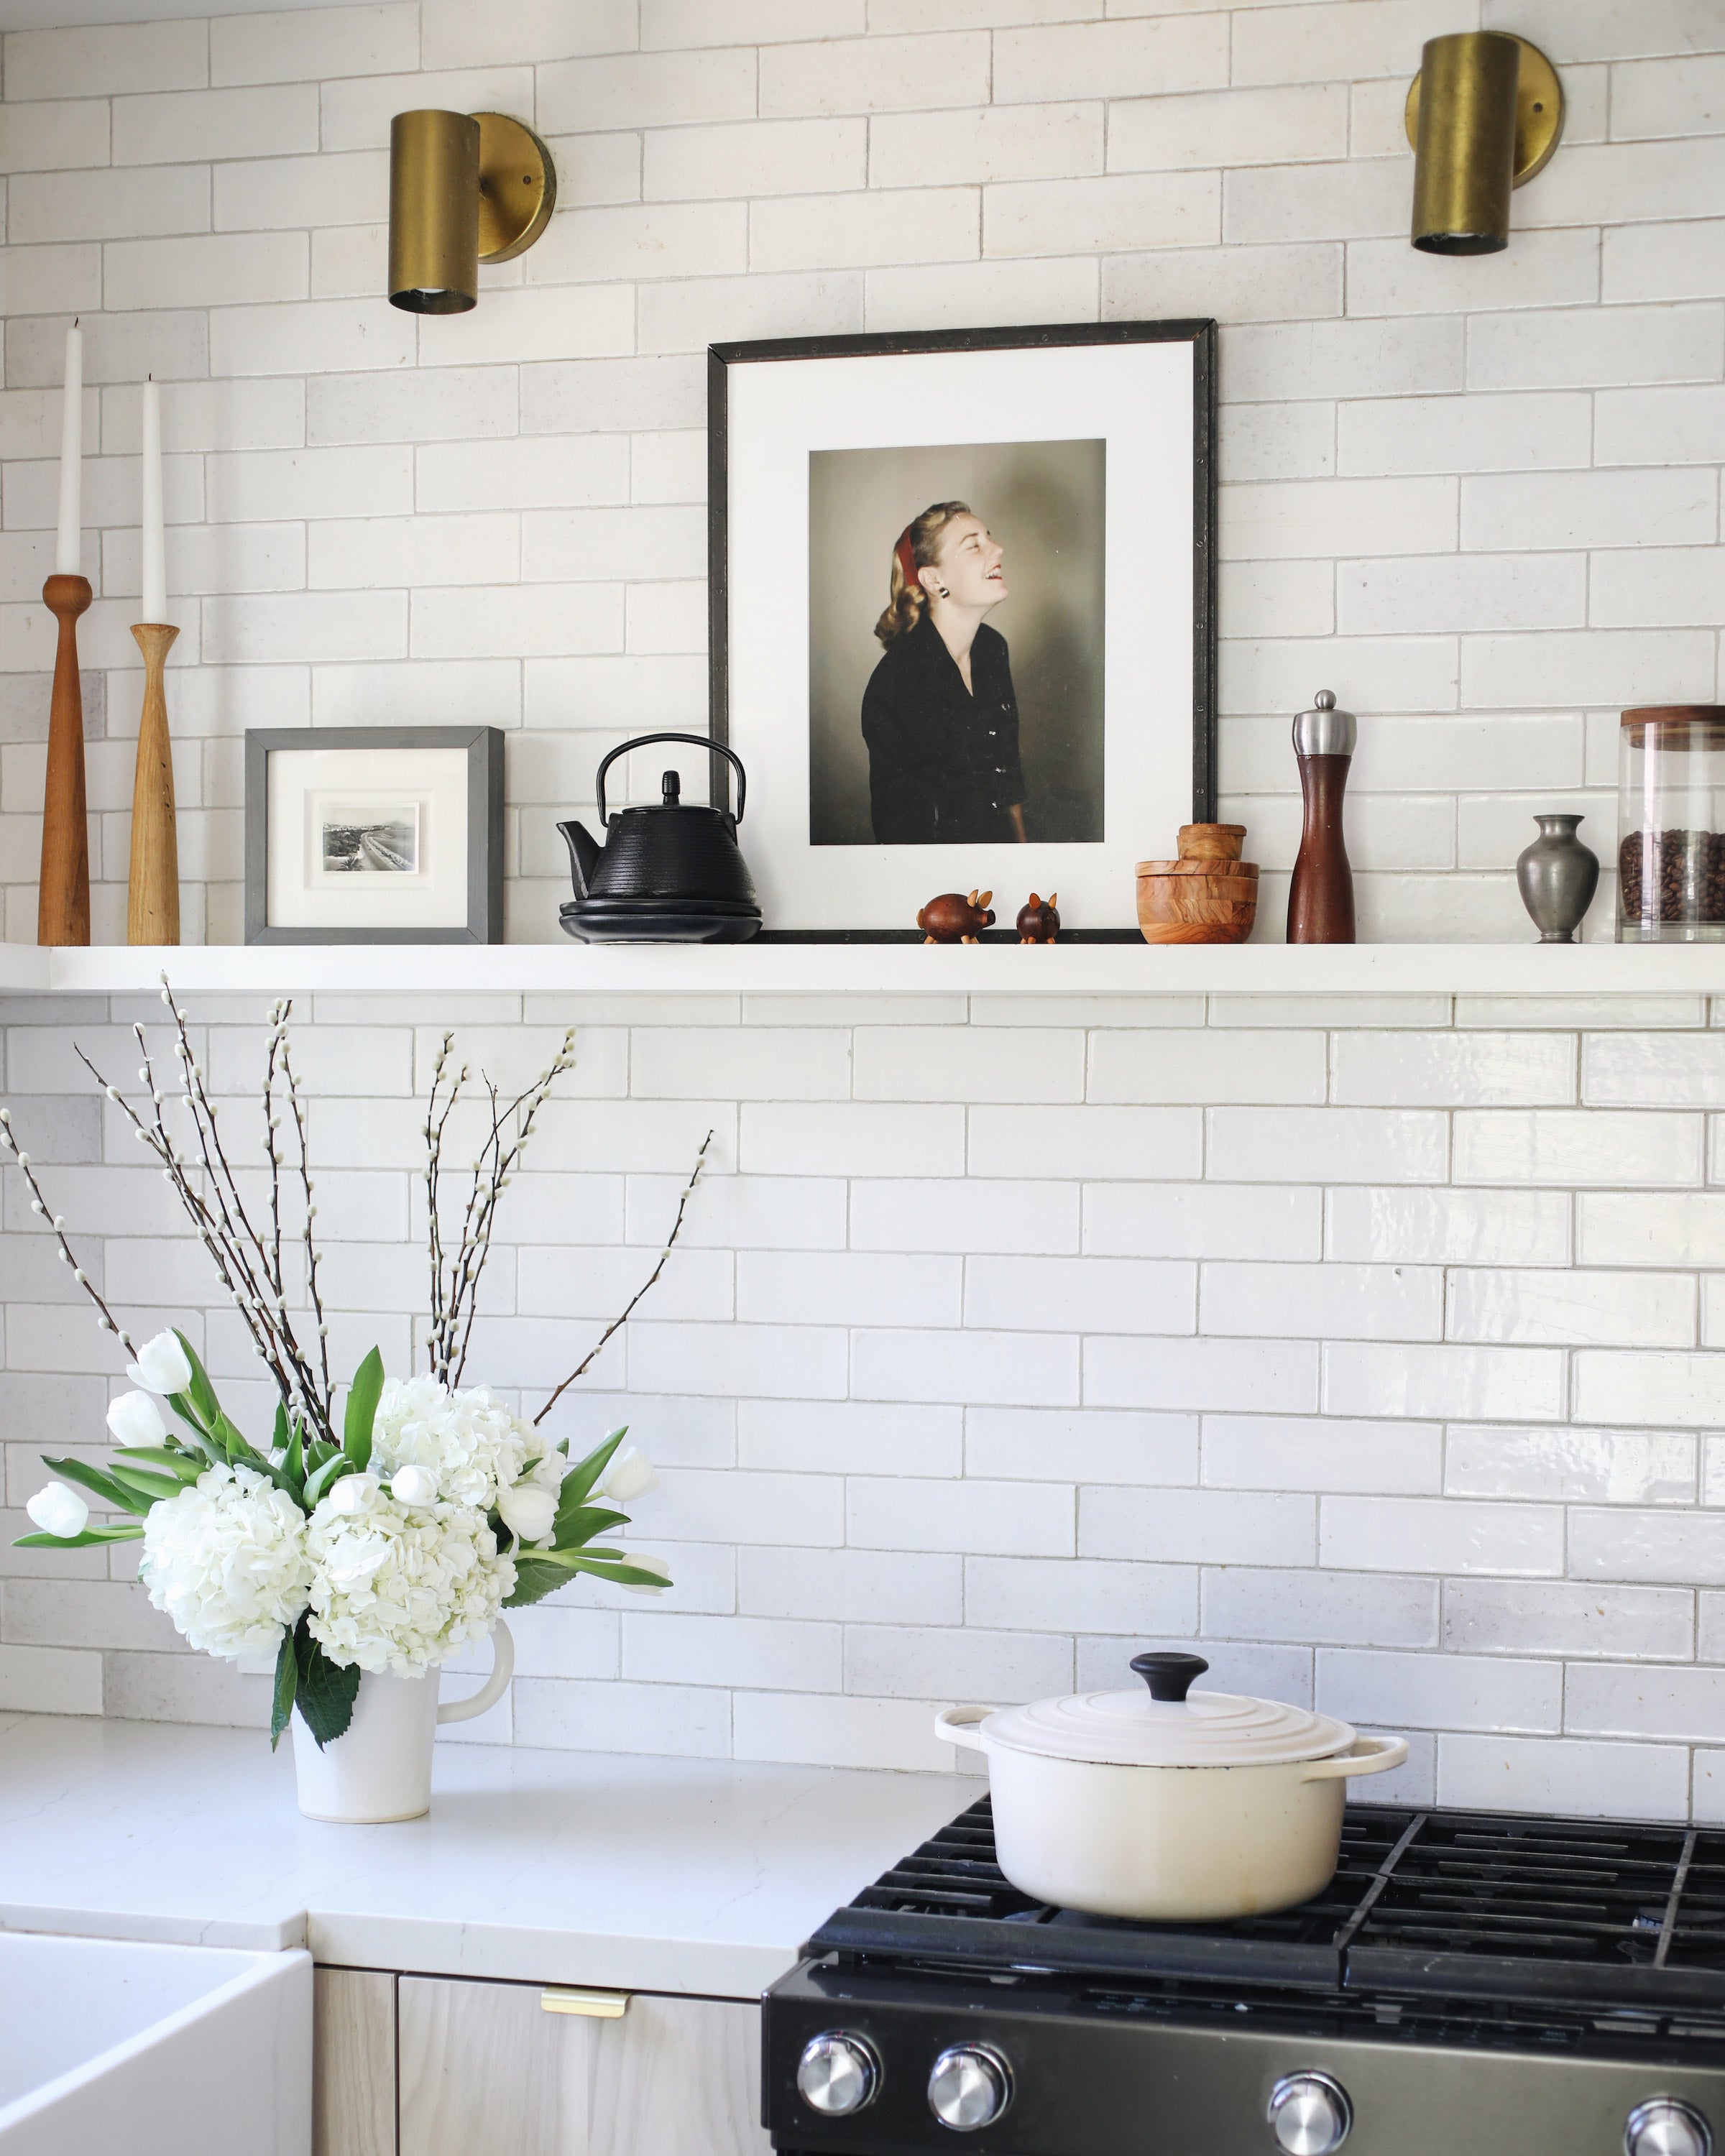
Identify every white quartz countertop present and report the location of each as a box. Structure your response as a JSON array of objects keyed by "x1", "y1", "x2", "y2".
[{"x1": 0, "y1": 1714, "x2": 972, "y2": 1999}]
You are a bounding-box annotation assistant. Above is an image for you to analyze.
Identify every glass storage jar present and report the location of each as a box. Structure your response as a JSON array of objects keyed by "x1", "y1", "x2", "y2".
[{"x1": 1618, "y1": 706, "x2": 1725, "y2": 942}]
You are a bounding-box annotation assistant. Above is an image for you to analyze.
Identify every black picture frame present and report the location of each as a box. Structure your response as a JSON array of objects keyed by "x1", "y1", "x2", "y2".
[
  {"x1": 707, "y1": 320, "x2": 1218, "y2": 943},
  {"x1": 244, "y1": 725, "x2": 505, "y2": 945}
]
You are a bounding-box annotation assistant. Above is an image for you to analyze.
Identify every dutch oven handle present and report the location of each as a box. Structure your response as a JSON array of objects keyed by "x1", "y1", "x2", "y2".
[
  {"x1": 1301, "y1": 1735, "x2": 1409, "y2": 1782},
  {"x1": 595, "y1": 732, "x2": 747, "y2": 828}
]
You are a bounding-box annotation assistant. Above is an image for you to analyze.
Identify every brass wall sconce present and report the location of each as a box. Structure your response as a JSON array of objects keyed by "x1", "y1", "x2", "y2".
[
  {"x1": 1405, "y1": 31, "x2": 1563, "y2": 254},
  {"x1": 388, "y1": 110, "x2": 557, "y2": 313}
]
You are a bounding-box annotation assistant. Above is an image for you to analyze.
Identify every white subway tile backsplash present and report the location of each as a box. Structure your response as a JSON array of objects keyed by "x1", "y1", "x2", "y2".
[
  {"x1": 967, "y1": 1554, "x2": 1195, "y2": 1637},
  {"x1": 1209, "y1": 1107, "x2": 1448, "y2": 1184},
  {"x1": 1439, "y1": 1734, "x2": 1690, "y2": 1818},
  {"x1": 1, "y1": 0, "x2": 1723, "y2": 1806},
  {"x1": 1454, "y1": 1110, "x2": 1703, "y2": 1187},
  {"x1": 1447, "y1": 1423, "x2": 1696, "y2": 1505},
  {"x1": 1324, "y1": 1341, "x2": 1567, "y2": 1422},
  {"x1": 1203, "y1": 1566, "x2": 1438, "y2": 1647}
]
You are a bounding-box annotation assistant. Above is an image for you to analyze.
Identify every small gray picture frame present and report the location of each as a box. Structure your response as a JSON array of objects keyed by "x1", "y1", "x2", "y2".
[{"x1": 244, "y1": 725, "x2": 505, "y2": 945}]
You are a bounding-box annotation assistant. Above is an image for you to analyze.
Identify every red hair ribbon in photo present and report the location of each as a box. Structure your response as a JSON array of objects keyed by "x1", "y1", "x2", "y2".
[{"x1": 895, "y1": 526, "x2": 919, "y2": 591}]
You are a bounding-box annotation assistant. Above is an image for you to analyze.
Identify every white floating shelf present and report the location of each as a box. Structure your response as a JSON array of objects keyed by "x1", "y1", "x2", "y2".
[{"x1": 0, "y1": 940, "x2": 1719, "y2": 1000}]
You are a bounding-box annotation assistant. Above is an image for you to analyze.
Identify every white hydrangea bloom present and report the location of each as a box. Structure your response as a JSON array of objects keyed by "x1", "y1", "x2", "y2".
[
  {"x1": 139, "y1": 1464, "x2": 313, "y2": 1662},
  {"x1": 369, "y1": 1376, "x2": 561, "y2": 1513},
  {"x1": 305, "y1": 1477, "x2": 515, "y2": 1676}
]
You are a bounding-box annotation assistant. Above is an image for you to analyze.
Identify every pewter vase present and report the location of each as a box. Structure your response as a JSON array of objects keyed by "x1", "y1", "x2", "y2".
[{"x1": 1516, "y1": 814, "x2": 1598, "y2": 944}]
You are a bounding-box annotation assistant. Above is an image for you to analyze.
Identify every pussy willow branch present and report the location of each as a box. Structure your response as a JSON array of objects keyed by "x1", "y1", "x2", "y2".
[
  {"x1": 533, "y1": 1128, "x2": 712, "y2": 1429},
  {"x1": 80, "y1": 1040, "x2": 323, "y2": 1445},
  {"x1": 277, "y1": 1018, "x2": 331, "y2": 1415},
  {"x1": 73, "y1": 982, "x2": 336, "y2": 1445},
  {"x1": 424, "y1": 1031, "x2": 574, "y2": 1388},
  {"x1": 0, "y1": 1110, "x2": 133, "y2": 1353}
]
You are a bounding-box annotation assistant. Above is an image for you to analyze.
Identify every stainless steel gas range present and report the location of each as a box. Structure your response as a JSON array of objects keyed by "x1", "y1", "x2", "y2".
[{"x1": 762, "y1": 1795, "x2": 1725, "y2": 2156}]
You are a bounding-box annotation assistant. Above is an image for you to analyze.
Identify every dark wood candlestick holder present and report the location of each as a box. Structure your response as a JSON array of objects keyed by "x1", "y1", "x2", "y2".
[
  {"x1": 38, "y1": 572, "x2": 92, "y2": 947},
  {"x1": 128, "y1": 622, "x2": 180, "y2": 946}
]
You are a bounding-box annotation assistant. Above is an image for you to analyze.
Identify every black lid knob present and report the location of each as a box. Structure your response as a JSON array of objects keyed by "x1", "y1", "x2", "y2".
[
  {"x1": 1130, "y1": 1651, "x2": 1208, "y2": 1703},
  {"x1": 661, "y1": 770, "x2": 682, "y2": 806}
]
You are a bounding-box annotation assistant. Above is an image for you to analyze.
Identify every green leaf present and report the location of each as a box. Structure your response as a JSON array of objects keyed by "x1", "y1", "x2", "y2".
[
  {"x1": 41, "y1": 1453, "x2": 152, "y2": 1518},
  {"x1": 550, "y1": 1501, "x2": 628, "y2": 1552},
  {"x1": 108, "y1": 1462, "x2": 193, "y2": 1506},
  {"x1": 502, "y1": 1544, "x2": 670, "y2": 1610},
  {"x1": 272, "y1": 1400, "x2": 290, "y2": 1455},
  {"x1": 343, "y1": 1348, "x2": 384, "y2": 1472},
  {"x1": 113, "y1": 1445, "x2": 203, "y2": 1484},
  {"x1": 293, "y1": 1619, "x2": 361, "y2": 1750},
  {"x1": 303, "y1": 1451, "x2": 354, "y2": 1507},
  {"x1": 175, "y1": 1332, "x2": 224, "y2": 1432},
  {"x1": 270, "y1": 1627, "x2": 298, "y2": 1752},
  {"x1": 285, "y1": 1417, "x2": 305, "y2": 1489},
  {"x1": 501, "y1": 1557, "x2": 573, "y2": 1609},
  {"x1": 14, "y1": 1521, "x2": 144, "y2": 1549},
  {"x1": 556, "y1": 1427, "x2": 627, "y2": 1513}
]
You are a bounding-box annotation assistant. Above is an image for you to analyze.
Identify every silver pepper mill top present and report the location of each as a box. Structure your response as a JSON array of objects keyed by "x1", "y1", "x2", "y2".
[{"x1": 1292, "y1": 688, "x2": 1358, "y2": 759}]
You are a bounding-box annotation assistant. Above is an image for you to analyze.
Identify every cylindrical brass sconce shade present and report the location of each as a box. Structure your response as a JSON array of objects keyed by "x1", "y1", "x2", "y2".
[
  {"x1": 389, "y1": 109, "x2": 480, "y2": 313},
  {"x1": 1411, "y1": 32, "x2": 1520, "y2": 254}
]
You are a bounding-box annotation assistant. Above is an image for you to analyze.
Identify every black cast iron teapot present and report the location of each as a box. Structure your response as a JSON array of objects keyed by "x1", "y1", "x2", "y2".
[{"x1": 558, "y1": 732, "x2": 761, "y2": 944}]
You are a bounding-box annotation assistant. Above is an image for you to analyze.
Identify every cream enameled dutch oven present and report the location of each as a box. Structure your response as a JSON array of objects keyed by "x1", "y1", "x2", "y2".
[{"x1": 937, "y1": 1650, "x2": 1409, "y2": 1922}]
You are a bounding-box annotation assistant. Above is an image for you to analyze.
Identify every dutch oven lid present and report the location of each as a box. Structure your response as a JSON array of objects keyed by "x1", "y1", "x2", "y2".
[{"x1": 978, "y1": 1651, "x2": 1358, "y2": 1769}]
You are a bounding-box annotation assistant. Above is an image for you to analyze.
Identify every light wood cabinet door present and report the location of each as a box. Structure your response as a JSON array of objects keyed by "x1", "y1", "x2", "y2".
[
  {"x1": 397, "y1": 1976, "x2": 769, "y2": 2156},
  {"x1": 314, "y1": 1968, "x2": 397, "y2": 2156}
]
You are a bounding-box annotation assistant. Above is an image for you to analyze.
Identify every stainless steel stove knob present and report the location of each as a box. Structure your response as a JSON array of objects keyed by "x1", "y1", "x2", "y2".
[
  {"x1": 1268, "y1": 2072, "x2": 1353, "y2": 2155},
  {"x1": 1627, "y1": 2100, "x2": 1712, "y2": 2156},
  {"x1": 797, "y1": 2032, "x2": 880, "y2": 2117},
  {"x1": 928, "y1": 2043, "x2": 1012, "y2": 2132}
]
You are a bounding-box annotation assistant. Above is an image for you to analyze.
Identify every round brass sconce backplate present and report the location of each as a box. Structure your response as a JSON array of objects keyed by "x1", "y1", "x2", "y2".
[
  {"x1": 1404, "y1": 36, "x2": 1564, "y2": 188},
  {"x1": 475, "y1": 111, "x2": 556, "y2": 262}
]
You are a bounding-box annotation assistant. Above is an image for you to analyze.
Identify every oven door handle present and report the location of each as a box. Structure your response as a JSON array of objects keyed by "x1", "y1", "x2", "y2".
[
  {"x1": 1300, "y1": 1734, "x2": 1409, "y2": 1782},
  {"x1": 935, "y1": 1705, "x2": 991, "y2": 1754}
]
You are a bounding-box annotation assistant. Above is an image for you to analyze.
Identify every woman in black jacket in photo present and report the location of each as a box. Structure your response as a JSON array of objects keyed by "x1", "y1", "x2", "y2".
[{"x1": 861, "y1": 500, "x2": 1028, "y2": 846}]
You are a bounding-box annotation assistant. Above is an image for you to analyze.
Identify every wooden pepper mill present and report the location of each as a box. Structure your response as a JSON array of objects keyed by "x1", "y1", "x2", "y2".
[{"x1": 1287, "y1": 688, "x2": 1356, "y2": 944}]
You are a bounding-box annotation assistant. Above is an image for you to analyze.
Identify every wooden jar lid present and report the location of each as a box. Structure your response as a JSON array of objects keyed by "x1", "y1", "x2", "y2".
[
  {"x1": 1177, "y1": 822, "x2": 1247, "y2": 860},
  {"x1": 1136, "y1": 857, "x2": 1258, "y2": 879}
]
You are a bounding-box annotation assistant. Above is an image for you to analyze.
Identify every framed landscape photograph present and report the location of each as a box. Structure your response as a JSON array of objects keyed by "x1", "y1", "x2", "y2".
[
  {"x1": 244, "y1": 725, "x2": 503, "y2": 944},
  {"x1": 709, "y1": 321, "x2": 1216, "y2": 939}
]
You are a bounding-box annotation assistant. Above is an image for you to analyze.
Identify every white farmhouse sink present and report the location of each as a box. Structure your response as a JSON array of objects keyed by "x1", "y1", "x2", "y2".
[{"x1": 0, "y1": 1932, "x2": 310, "y2": 2155}]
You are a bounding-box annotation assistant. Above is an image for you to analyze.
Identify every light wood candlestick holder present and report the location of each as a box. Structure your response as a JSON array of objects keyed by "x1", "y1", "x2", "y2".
[
  {"x1": 127, "y1": 622, "x2": 180, "y2": 946},
  {"x1": 37, "y1": 572, "x2": 93, "y2": 947}
]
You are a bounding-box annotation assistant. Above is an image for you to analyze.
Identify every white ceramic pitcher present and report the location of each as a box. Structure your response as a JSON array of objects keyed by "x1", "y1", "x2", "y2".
[{"x1": 292, "y1": 1621, "x2": 515, "y2": 1823}]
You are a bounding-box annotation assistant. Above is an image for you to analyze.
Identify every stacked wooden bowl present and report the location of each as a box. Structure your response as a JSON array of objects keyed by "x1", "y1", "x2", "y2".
[{"x1": 1136, "y1": 824, "x2": 1259, "y2": 944}]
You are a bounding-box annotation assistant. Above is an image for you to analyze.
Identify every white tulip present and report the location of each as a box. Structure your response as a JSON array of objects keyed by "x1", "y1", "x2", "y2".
[
  {"x1": 26, "y1": 1483, "x2": 89, "y2": 1539},
  {"x1": 326, "y1": 1471, "x2": 380, "y2": 1516},
  {"x1": 125, "y1": 1330, "x2": 193, "y2": 1397},
  {"x1": 106, "y1": 1391, "x2": 167, "y2": 1450},
  {"x1": 497, "y1": 1480, "x2": 557, "y2": 1545},
  {"x1": 390, "y1": 1464, "x2": 439, "y2": 1507},
  {"x1": 616, "y1": 1551, "x2": 671, "y2": 1595},
  {"x1": 598, "y1": 1445, "x2": 659, "y2": 1502}
]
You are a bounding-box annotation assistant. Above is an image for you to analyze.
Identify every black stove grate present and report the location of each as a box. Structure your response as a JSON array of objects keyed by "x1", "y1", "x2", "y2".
[{"x1": 807, "y1": 1797, "x2": 1725, "y2": 2011}]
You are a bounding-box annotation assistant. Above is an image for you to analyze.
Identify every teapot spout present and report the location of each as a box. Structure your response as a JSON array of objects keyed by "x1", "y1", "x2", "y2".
[{"x1": 558, "y1": 819, "x2": 602, "y2": 900}]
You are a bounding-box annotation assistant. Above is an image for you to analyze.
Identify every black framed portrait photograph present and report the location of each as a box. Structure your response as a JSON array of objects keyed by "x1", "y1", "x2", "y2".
[{"x1": 709, "y1": 321, "x2": 1216, "y2": 939}]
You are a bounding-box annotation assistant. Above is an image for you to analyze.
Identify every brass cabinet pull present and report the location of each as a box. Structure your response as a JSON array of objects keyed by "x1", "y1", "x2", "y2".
[{"x1": 540, "y1": 1986, "x2": 629, "y2": 2018}]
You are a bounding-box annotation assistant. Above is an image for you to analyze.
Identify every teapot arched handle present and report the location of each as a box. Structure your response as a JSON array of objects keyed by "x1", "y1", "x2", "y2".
[{"x1": 595, "y1": 733, "x2": 747, "y2": 827}]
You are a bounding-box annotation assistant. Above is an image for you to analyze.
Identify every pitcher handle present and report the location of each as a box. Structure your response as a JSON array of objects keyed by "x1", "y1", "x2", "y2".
[
  {"x1": 935, "y1": 1705, "x2": 991, "y2": 1754},
  {"x1": 438, "y1": 1618, "x2": 515, "y2": 1726}
]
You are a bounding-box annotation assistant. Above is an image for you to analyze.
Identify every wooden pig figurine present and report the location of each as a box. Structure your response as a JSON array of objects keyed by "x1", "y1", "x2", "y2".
[
  {"x1": 917, "y1": 889, "x2": 995, "y2": 943},
  {"x1": 1016, "y1": 891, "x2": 1059, "y2": 944}
]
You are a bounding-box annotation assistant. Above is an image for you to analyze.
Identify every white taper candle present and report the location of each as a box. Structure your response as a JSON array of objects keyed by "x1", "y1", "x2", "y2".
[
  {"x1": 54, "y1": 321, "x2": 82, "y2": 578},
  {"x1": 140, "y1": 376, "x2": 165, "y2": 625}
]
